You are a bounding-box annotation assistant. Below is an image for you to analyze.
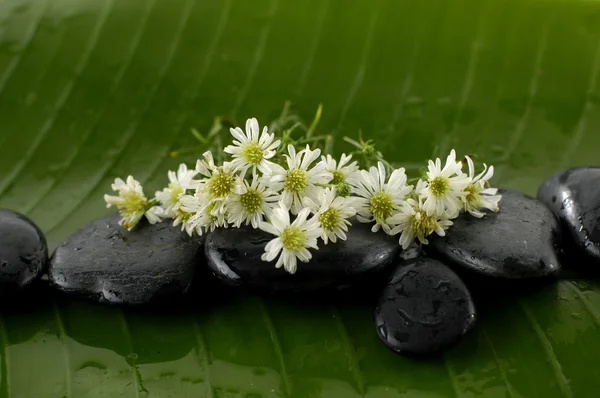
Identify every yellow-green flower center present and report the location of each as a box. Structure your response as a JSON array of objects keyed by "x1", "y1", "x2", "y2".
[
  {"x1": 284, "y1": 169, "x2": 308, "y2": 193},
  {"x1": 464, "y1": 183, "x2": 479, "y2": 206},
  {"x1": 121, "y1": 191, "x2": 147, "y2": 214},
  {"x1": 429, "y1": 176, "x2": 450, "y2": 198},
  {"x1": 319, "y1": 208, "x2": 339, "y2": 231},
  {"x1": 411, "y1": 209, "x2": 438, "y2": 240},
  {"x1": 208, "y1": 170, "x2": 234, "y2": 198},
  {"x1": 280, "y1": 226, "x2": 305, "y2": 251},
  {"x1": 241, "y1": 142, "x2": 264, "y2": 165},
  {"x1": 330, "y1": 170, "x2": 345, "y2": 185},
  {"x1": 175, "y1": 206, "x2": 192, "y2": 222},
  {"x1": 240, "y1": 189, "x2": 262, "y2": 215},
  {"x1": 168, "y1": 183, "x2": 184, "y2": 204},
  {"x1": 205, "y1": 201, "x2": 219, "y2": 222},
  {"x1": 369, "y1": 191, "x2": 394, "y2": 223},
  {"x1": 335, "y1": 182, "x2": 352, "y2": 197}
]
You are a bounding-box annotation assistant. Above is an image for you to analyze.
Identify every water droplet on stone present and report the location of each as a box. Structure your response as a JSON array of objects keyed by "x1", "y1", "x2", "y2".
[{"x1": 375, "y1": 257, "x2": 476, "y2": 355}]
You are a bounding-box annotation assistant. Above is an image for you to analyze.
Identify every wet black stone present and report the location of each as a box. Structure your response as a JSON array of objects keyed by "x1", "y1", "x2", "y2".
[
  {"x1": 375, "y1": 257, "x2": 476, "y2": 356},
  {"x1": 0, "y1": 209, "x2": 48, "y2": 293},
  {"x1": 49, "y1": 212, "x2": 203, "y2": 305},
  {"x1": 426, "y1": 188, "x2": 561, "y2": 279},
  {"x1": 537, "y1": 167, "x2": 600, "y2": 265},
  {"x1": 204, "y1": 218, "x2": 400, "y2": 292}
]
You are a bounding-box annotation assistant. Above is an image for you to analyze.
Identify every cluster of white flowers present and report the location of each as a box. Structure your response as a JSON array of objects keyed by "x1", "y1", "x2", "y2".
[{"x1": 105, "y1": 117, "x2": 502, "y2": 274}]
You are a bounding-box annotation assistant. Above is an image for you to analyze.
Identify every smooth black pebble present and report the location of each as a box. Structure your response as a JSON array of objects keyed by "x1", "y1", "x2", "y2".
[
  {"x1": 0, "y1": 209, "x2": 48, "y2": 293},
  {"x1": 49, "y1": 212, "x2": 203, "y2": 305},
  {"x1": 204, "y1": 218, "x2": 400, "y2": 292},
  {"x1": 538, "y1": 167, "x2": 600, "y2": 264},
  {"x1": 375, "y1": 257, "x2": 476, "y2": 356},
  {"x1": 427, "y1": 188, "x2": 561, "y2": 279}
]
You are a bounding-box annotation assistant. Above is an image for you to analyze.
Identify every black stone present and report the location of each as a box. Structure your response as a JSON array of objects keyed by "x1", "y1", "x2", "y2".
[
  {"x1": 537, "y1": 167, "x2": 600, "y2": 265},
  {"x1": 49, "y1": 213, "x2": 203, "y2": 305},
  {"x1": 426, "y1": 188, "x2": 561, "y2": 279},
  {"x1": 375, "y1": 257, "x2": 476, "y2": 356},
  {"x1": 204, "y1": 218, "x2": 400, "y2": 292},
  {"x1": 0, "y1": 209, "x2": 48, "y2": 293}
]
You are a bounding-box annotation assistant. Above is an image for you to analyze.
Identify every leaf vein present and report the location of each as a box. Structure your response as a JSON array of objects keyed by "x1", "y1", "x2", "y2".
[
  {"x1": 117, "y1": 309, "x2": 142, "y2": 398},
  {"x1": 0, "y1": 0, "x2": 49, "y2": 101},
  {"x1": 518, "y1": 299, "x2": 573, "y2": 398},
  {"x1": 564, "y1": 281, "x2": 600, "y2": 328},
  {"x1": 337, "y1": 0, "x2": 380, "y2": 128},
  {"x1": 295, "y1": 0, "x2": 330, "y2": 97},
  {"x1": 22, "y1": 0, "x2": 158, "y2": 215},
  {"x1": 0, "y1": 314, "x2": 10, "y2": 398},
  {"x1": 257, "y1": 299, "x2": 292, "y2": 396},
  {"x1": 192, "y1": 318, "x2": 214, "y2": 398},
  {"x1": 137, "y1": 0, "x2": 233, "y2": 189},
  {"x1": 560, "y1": 38, "x2": 600, "y2": 168},
  {"x1": 52, "y1": 304, "x2": 72, "y2": 398},
  {"x1": 443, "y1": 355, "x2": 463, "y2": 398},
  {"x1": 231, "y1": 0, "x2": 279, "y2": 118},
  {"x1": 387, "y1": 1, "x2": 427, "y2": 136},
  {"x1": 481, "y1": 326, "x2": 517, "y2": 398},
  {"x1": 330, "y1": 306, "x2": 366, "y2": 396},
  {"x1": 47, "y1": 0, "x2": 195, "y2": 235},
  {"x1": 495, "y1": 19, "x2": 551, "y2": 180},
  {"x1": 0, "y1": 0, "x2": 115, "y2": 199},
  {"x1": 437, "y1": 0, "x2": 492, "y2": 156}
]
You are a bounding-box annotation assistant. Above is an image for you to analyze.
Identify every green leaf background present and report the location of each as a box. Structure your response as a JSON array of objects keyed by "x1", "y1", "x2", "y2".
[{"x1": 1, "y1": 0, "x2": 600, "y2": 396}]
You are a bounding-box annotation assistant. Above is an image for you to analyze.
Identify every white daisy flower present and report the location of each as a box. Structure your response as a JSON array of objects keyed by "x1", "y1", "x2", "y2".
[
  {"x1": 419, "y1": 149, "x2": 471, "y2": 218},
  {"x1": 155, "y1": 163, "x2": 199, "y2": 217},
  {"x1": 224, "y1": 117, "x2": 281, "y2": 177},
  {"x1": 388, "y1": 195, "x2": 454, "y2": 250},
  {"x1": 195, "y1": 151, "x2": 242, "y2": 207},
  {"x1": 144, "y1": 209, "x2": 163, "y2": 226},
  {"x1": 179, "y1": 193, "x2": 228, "y2": 236},
  {"x1": 269, "y1": 144, "x2": 332, "y2": 215},
  {"x1": 104, "y1": 176, "x2": 162, "y2": 230},
  {"x1": 347, "y1": 162, "x2": 412, "y2": 234},
  {"x1": 311, "y1": 188, "x2": 356, "y2": 244},
  {"x1": 320, "y1": 153, "x2": 358, "y2": 197},
  {"x1": 259, "y1": 203, "x2": 322, "y2": 274},
  {"x1": 462, "y1": 156, "x2": 502, "y2": 218},
  {"x1": 227, "y1": 174, "x2": 280, "y2": 228},
  {"x1": 171, "y1": 197, "x2": 198, "y2": 236}
]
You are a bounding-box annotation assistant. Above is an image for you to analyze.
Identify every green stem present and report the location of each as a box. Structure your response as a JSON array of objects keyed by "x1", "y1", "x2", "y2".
[
  {"x1": 169, "y1": 145, "x2": 205, "y2": 158},
  {"x1": 286, "y1": 122, "x2": 305, "y2": 136},
  {"x1": 343, "y1": 136, "x2": 363, "y2": 149},
  {"x1": 305, "y1": 103, "x2": 323, "y2": 139},
  {"x1": 324, "y1": 135, "x2": 334, "y2": 155}
]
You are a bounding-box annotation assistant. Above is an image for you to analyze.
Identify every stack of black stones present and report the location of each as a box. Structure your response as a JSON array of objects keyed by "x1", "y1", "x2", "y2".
[{"x1": 2, "y1": 167, "x2": 599, "y2": 356}]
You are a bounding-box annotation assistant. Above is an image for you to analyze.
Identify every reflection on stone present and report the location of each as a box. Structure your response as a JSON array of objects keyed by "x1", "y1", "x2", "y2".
[
  {"x1": 427, "y1": 189, "x2": 562, "y2": 279},
  {"x1": 204, "y1": 219, "x2": 400, "y2": 293},
  {"x1": 49, "y1": 213, "x2": 202, "y2": 305},
  {"x1": 538, "y1": 167, "x2": 600, "y2": 265}
]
